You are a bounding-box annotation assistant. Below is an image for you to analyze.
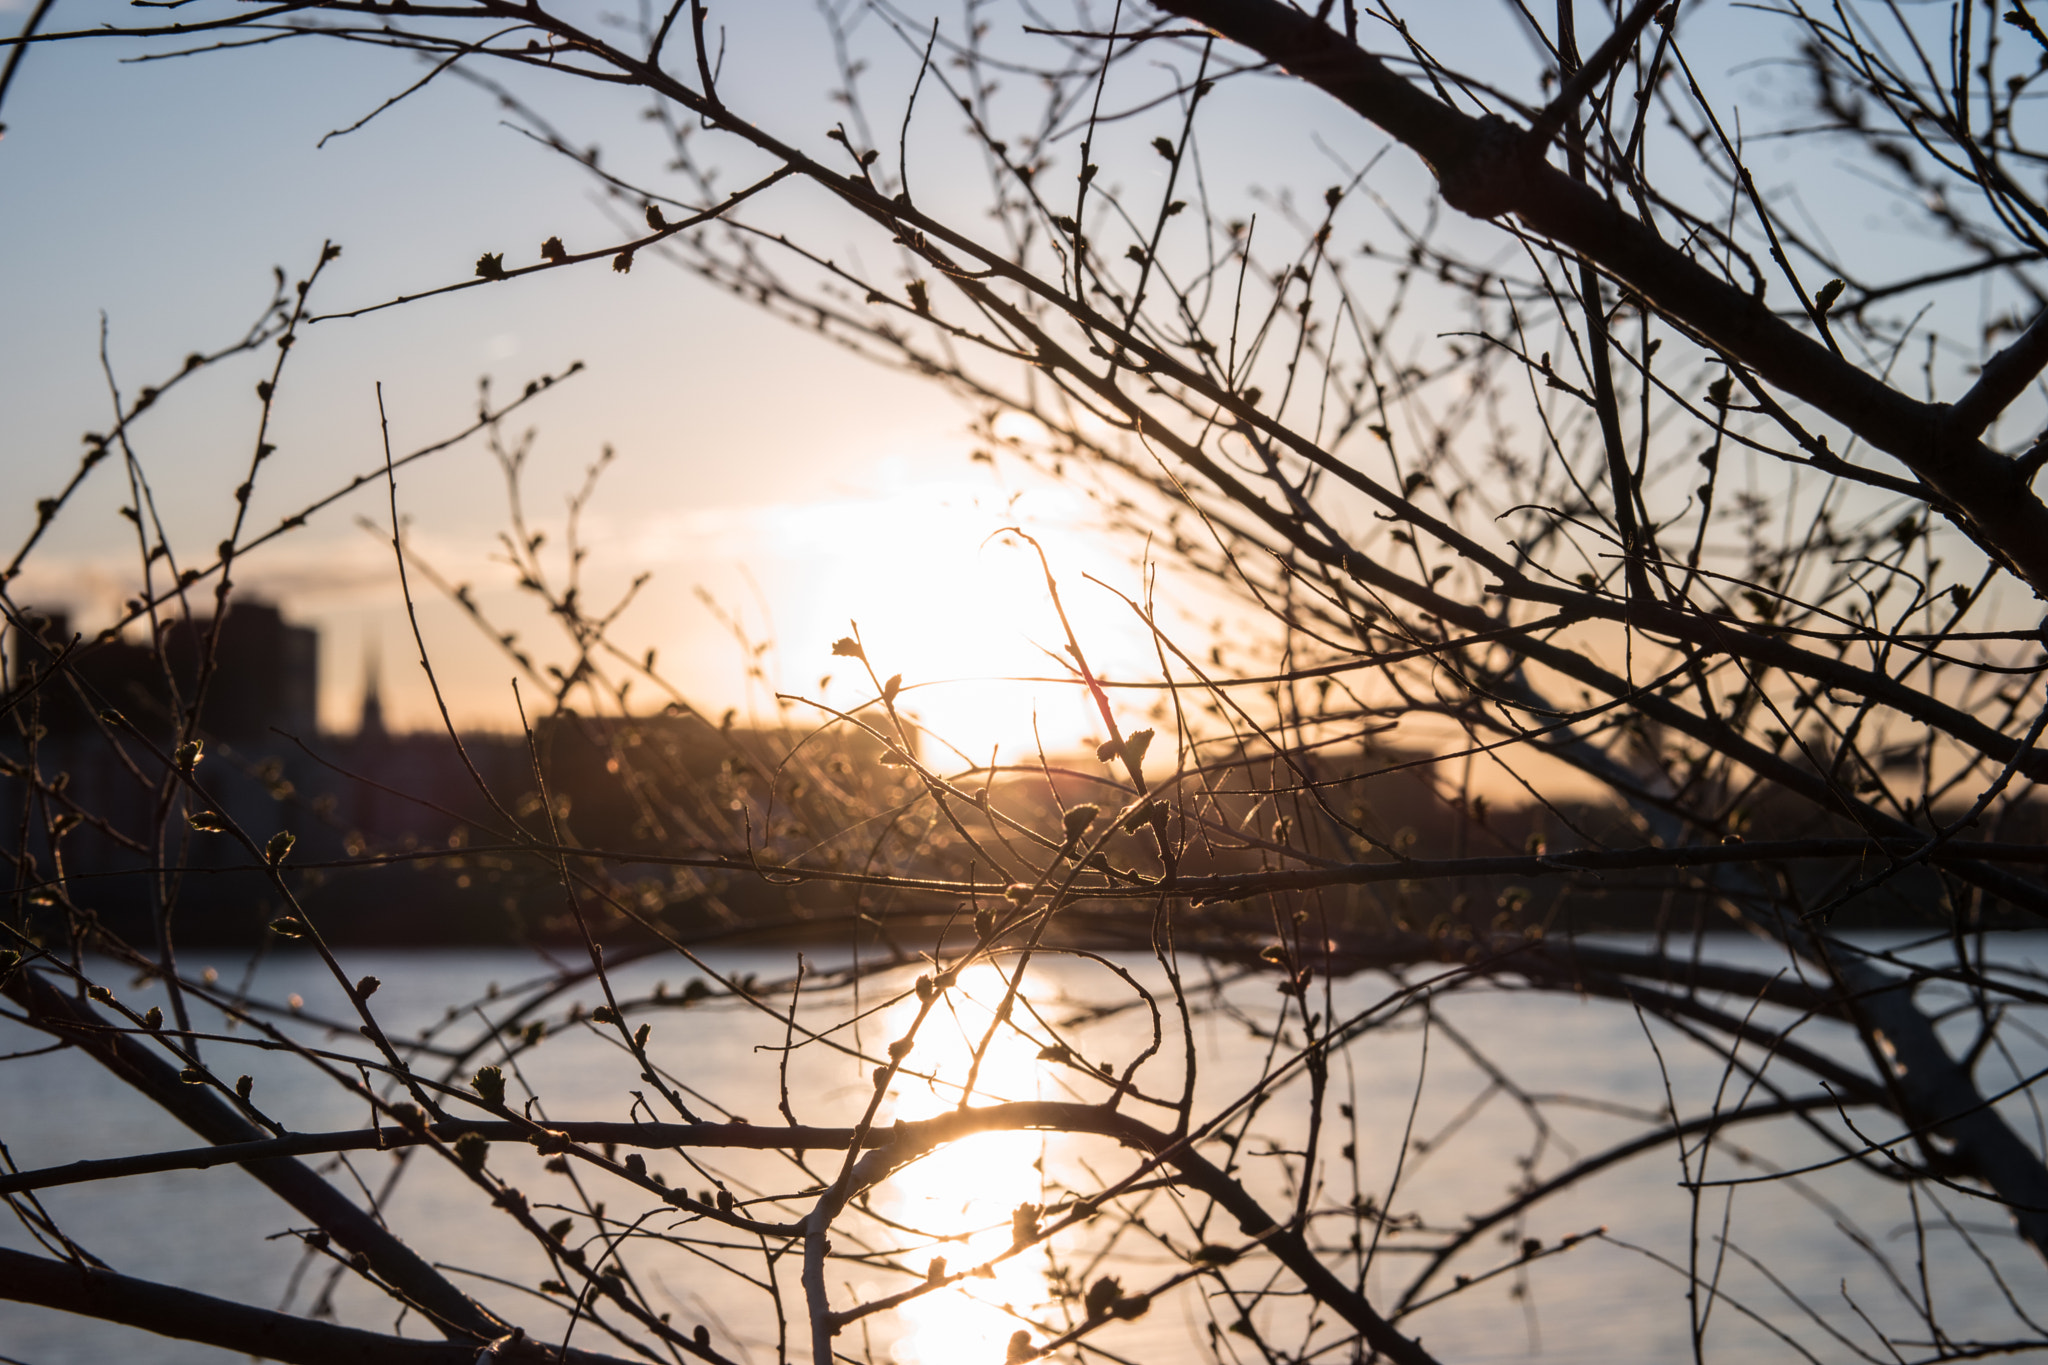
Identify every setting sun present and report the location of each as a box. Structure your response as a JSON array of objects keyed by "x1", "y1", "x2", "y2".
[{"x1": 760, "y1": 479, "x2": 1164, "y2": 769}]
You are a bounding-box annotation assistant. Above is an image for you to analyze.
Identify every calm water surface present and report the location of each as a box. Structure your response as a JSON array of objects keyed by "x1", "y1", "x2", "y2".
[{"x1": 4, "y1": 937, "x2": 2046, "y2": 1364}]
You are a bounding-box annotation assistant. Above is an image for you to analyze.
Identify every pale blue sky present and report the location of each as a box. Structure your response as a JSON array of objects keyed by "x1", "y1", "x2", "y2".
[
  {"x1": 2, "y1": 1, "x2": 2016, "y2": 744},
  {"x1": 3, "y1": 1, "x2": 1002, "y2": 732}
]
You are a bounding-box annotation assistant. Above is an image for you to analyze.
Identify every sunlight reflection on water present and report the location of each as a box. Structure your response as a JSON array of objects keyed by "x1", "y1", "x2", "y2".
[
  {"x1": 4, "y1": 940, "x2": 2047, "y2": 1365},
  {"x1": 874, "y1": 965, "x2": 1056, "y2": 1365}
]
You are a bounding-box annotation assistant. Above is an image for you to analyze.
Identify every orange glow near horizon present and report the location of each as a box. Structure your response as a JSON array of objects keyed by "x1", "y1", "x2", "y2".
[{"x1": 754, "y1": 480, "x2": 1169, "y2": 769}]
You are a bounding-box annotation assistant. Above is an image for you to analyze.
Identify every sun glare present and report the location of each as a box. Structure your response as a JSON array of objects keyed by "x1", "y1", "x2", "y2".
[
  {"x1": 767, "y1": 481, "x2": 1162, "y2": 768},
  {"x1": 873, "y1": 964, "x2": 1063, "y2": 1364}
]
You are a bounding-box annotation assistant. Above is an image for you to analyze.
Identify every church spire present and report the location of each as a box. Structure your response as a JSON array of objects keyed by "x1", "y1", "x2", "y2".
[{"x1": 359, "y1": 637, "x2": 386, "y2": 740}]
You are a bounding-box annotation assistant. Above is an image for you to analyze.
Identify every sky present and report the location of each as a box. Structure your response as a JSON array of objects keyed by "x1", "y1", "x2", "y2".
[
  {"x1": 1, "y1": 0, "x2": 1123, "y2": 752},
  {"x1": 2, "y1": 0, "x2": 2014, "y2": 760}
]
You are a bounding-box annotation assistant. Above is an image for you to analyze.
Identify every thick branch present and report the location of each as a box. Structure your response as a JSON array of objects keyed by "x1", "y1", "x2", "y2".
[
  {"x1": 0, "y1": 1248, "x2": 641, "y2": 1365},
  {"x1": 0, "y1": 1118, "x2": 882, "y2": 1198},
  {"x1": 1950, "y1": 304, "x2": 2048, "y2": 436},
  {"x1": 3, "y1": 969, "x2": 506, "y2": 1343},
  {"x1": 1826, "y1": 955, "x2": 2048, "y2": 1253},
  {"x1": 1151, "y1": 0, "x2": 2048, "y2": 593},
  {"x1": 1154, "y1": 838, "x2": 2048, "y2": 909}
]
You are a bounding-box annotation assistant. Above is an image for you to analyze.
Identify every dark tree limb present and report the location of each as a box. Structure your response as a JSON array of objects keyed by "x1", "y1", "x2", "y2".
[
  {"x1": 0, "y1": 1247, "x2": 643, "y2": 1365},
  {"x1": 1949, "y1": 304, "x2": 2048, "y2": 436},
  {"x1": 2, "y1": 968, "x2": 508, "y2": 1344},
  {"x1": 1825, "y1": 954, "x2": 2048, "y2": 1253},
  {"x1": 1150, "y1": 0, "x2": 2048, "y2": 594}
]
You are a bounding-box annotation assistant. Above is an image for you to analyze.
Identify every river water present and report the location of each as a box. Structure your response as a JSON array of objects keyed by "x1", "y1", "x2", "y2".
[{"x1": 4, "y1": 935, "x2": 2046, "y2": 1364}]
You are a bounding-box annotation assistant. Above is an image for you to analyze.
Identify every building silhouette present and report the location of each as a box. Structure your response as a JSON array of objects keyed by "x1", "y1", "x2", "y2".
[
  {"x1": 2, "y1": 601, "x2": 852, "y2": 944},
  {"x1": 9, "y1": 602, "x2": 317, "y2": 741},
  {"x1": 11, "y1": 604, "x2": 2003, "y2": 946}
]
